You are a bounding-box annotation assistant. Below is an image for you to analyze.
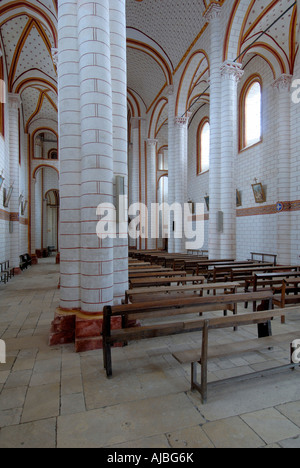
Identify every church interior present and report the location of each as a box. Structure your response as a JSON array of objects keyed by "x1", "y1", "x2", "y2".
[{"x1": 0, "y1": 0, "x2": 300, "y2": 449}]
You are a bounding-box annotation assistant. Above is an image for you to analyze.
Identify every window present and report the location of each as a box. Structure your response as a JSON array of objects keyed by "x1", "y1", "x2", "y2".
[
  {"x1": 239, "y1": 76, "x2": 262, "y2": 151},
  {"x1": 197, "y1": 118, "x2": 210, "y2": 174}
]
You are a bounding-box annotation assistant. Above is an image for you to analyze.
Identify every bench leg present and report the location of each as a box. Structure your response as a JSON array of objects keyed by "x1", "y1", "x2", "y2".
[{"x1": 103, "y1": 342, "x2": 112, "y2": 377}]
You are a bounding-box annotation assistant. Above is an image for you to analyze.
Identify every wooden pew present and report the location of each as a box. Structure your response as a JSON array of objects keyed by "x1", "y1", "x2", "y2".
[
  {"x1": 102, "y1": 290, "x2": 274, "y2": 377},
  {"x1": 129, "y1": 269, "x2": 183, "y2": 279},
  {"x1": 252, "y1": 271, "x2": 300, "y2": 318},
  {"x1": 250, "y1": 252, "x2": 277, "y2": 265},
  {"x1": 208, "y1": 262, "x2": 274, "y2": 283},
  {"x1": 172, "y1": 307, "x2": 299, "y2": 403},
  {"x1": 129, "y1": 275, "x2": 205, "y2": 289},
  {"x1": 125, "y1": 281, "x2": 241, "y2": 304},
  {"x1": 272, "y1": 278, "x2": 300, "y2": 310}
]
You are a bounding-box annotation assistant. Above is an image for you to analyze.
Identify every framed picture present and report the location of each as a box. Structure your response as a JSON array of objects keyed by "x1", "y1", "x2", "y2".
[
  {"x1": 252, "y1": 183, "x2": 266, "y2": 204},
  {"x1": 236, "y1": 190, "x2": 242, "y2": 207},
  {"x1": 3, "y1": 186, "x2": 13, "y2": 208},
  {"x1": 204, "y1": 196, "x2": 209, "y2": 211}
]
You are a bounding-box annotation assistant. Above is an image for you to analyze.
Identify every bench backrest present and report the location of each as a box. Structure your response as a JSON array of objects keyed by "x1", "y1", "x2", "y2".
[{"x1": 104, "y1": 290, "x2": 273, "y2": 319}]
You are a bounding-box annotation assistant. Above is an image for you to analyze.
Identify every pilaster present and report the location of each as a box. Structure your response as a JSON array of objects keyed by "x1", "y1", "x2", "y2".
[
  {"x1": 272, "y1": 74, "x2": 292, "y2": 264},
  {"x1": 8, "y1": 93, "x2": 21, "y2": 272},
  {"x1": 220, "y1": 61, "x2": 244, "y2": 259}
]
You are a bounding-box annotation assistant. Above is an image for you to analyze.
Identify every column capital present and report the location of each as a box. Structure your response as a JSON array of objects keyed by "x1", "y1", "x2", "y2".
[
  {"x1": 220, "y1": 60, "x2": 244, "y2": 82},
  {"x1": 8, "y1": 93, "x2": 21, "y2": 109},
  {"x1": 272, "y1": 74, "x2": 293, "y2": 92},
  {"x1": 146, "y1": 138, "x2": 158, "y2": 147},
  {"x1": 203, "y1": 2, "x2": 222, "y2": 22},
  {"x1": 165, "y1": 85, "x2": 174, "y2": 96},
  {"x1": 174, "y1": 112, "x2": 191, "y2": 127},
  {"x1": 51, "y1": 48, "x2": 58, "y2": 66}
]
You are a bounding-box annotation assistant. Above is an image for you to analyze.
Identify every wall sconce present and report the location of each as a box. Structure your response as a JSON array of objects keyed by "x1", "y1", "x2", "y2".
[
  {"x1": 187, "y1": 199, "x2": 195, "y2": 215},
  {"x1": 0, "y1": 170, "x2": 4, "y2": 191},
  {"x1": 21, "y1": 200, "x2": 28, "y2": 216},
  {"x1": 19, "y1": 194, "x2": 24, "y2": 206},
  {"x1": 3, "y1": 185, "x2": 14, "y2": 208}
]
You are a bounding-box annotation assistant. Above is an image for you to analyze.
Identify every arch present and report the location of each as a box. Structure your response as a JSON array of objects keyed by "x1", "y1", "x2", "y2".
[
  {"x1": 0, "y1": 3, "x2": 57, "y2": 46},
  {"x1": 32, "y1": 163, "x2": 59, "y2": 180},
  {"x1": 175, "y1": 49, "x2": 209, "y2": 116},
  {"x1": 31, "y1": 127, "x2": 58, "y2": 159}
]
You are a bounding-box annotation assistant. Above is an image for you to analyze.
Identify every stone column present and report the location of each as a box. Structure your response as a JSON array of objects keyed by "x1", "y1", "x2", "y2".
[
  {"x1": 174, "y1": 115, "x2": 189, "y2": 253},
  {"x1": 129, "y1": 117, "x2": 141, "y2": 248},
  {"x1": 204, "y1": 3, "x2": 222, "y2": 259},
  {"x1": 8, "y1": 93, "x2": 21, "y2": 273},
  {"x1": 109, "y1": 0, "x2": 128, "y2": 303},
  {"x1": 57, "y1": 0, "x2": 81, "y2": 310},
  {"x1": 167, "y1": 85, "x2": 175, "y2": 252},
  {"x1": 78, "y1": 0, "x2": 114, "y2": 313},
  {"x1": 146, "y1": 138, "x2": 158, "y2": 250},
  {"x1": 273, "y1": 74, "x2": 292, "y2": 264},
  {"x1": 220, "y1": 60, "x2": 244, "y2": 259}
]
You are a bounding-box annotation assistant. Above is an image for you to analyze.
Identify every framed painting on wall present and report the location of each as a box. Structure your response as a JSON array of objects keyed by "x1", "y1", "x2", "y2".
[{"x1": 252, "y1": 183, "x2": 266, "y2": 204}]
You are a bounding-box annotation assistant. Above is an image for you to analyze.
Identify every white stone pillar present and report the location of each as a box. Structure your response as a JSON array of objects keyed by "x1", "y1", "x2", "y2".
[
  {"x1": 167, "y1": 85, "x2": 175, "y2": 253},
  {"x1": 78, "y1": 0, "x2": 114, "y2": 313},
  {"x1": 204, "y1": 4, "x2": 223, "y2": 259},
  {"x1": 58, "y1": 0, "x2": 81, "y2": 310},
  {"x1": 220, "y1": 61, "x2": 243, "y2": 259},
  {"x1": 129, "y1": 118, "x2": 141, "y2": 248},
  {"x1": 174, "y1": 115, "x2": 189, "y2": 253},
  {"x1": 146, "y1": 139, "x2": 158, "y2": 250},
  {"x1": 8, "y1": 93, "x2": 21, "y2": 272},
  {"x1": 110, "y1": 0, "x2": 128, "y2": 303},
  {"x1": 273, "y1": 74, "x2": 292, "y2": 264}
]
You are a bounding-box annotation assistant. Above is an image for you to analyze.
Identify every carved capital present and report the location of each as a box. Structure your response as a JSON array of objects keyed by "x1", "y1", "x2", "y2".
[
  {"x1": 165, "y1": 85, "x2": 174, "y2": 96},
  {"x1": 146, "y1": 139, "x2": 158, "y2": 147},
  {"x1": 272, "y1": 74, "x2": 293, "y2": 92},
  {"x1": 203, "y1": 2, "x2": 222, "y2": 22},
  {"x1": 8, "y1": 93, "x2": 21, "y2": 110},
  {"x1": 220, "y1": 60, "x2": 244, "y2": 82},
  {"x1": 51, "y1": 48, "x2": 58, "y2": 66},
  {"x1": 174, "y1": 112, "x2": 191, "y2": 127}
]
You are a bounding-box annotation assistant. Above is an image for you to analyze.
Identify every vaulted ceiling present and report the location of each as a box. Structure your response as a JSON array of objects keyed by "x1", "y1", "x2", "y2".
[{"x1": 0, "y1": 0, "x2": 298, "y2": 137}]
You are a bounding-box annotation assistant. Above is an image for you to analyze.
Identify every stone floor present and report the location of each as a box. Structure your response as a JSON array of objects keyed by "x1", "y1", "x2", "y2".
[{"x1": 0, "y1": 258, "x2": 300, "y2": 448}]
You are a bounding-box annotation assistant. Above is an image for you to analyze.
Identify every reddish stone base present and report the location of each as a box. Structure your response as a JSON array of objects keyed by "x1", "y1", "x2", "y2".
[
  {"x1": 49, "y1": 311, "x2": 138, "y2": 352},
  {"x1": 31, "y1": 255, "x2": 38, "y2": 265}
]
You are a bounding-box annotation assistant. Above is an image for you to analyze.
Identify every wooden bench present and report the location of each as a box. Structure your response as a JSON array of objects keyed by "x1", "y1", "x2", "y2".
[
  {"x1": 273, "y1": 278, "x2": 300, "y2": 310},
  {"x1": 250, "y1": 252, "x2": 277, "y2": 265},
  {"x1": 172, "y1": 307, "x2": 299, "y2": 403},
  {"x1": 125, "y1": 281, "x2": 240, "y2": 304},
  {"x1": 20, "y1": 253, "x2": 32, "y2": 271},
  {"x1": 129, "y1": 270, "x2": 184, "y2": 279},
  {"x1": 102, "y1": 290, "x2": 274, "y2": 377},
  {"x1": 129, "y1": 275, "x2": 205, "y2": 289},
  {"x1": 0, "y1": 261, "x2": 15, "y2": 284},
  {"x1": 208, "y1": 262, "x2": 274, "y2": 283},
  {"x1": 252, "y1": 272, "x2": 300, "y2": 319}
]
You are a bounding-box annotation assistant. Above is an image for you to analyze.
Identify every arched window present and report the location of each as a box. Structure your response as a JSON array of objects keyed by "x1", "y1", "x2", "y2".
[
  {"x1": 197, "y1": 118, "x2": 210, "y2": 174},
  {"x1": 239, "y1": 76, "x2": 262, "y2": 151}
]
